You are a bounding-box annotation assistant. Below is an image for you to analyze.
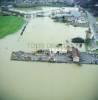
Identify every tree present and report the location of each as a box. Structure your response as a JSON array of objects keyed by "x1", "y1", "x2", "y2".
[{"x1": 72, "y1": 37, "x2": 85, "y2": 43}]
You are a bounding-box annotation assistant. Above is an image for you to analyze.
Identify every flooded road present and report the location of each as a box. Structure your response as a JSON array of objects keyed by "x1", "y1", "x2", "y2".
[{"x1": 0, "y1": 12, "x2": 98, "y2": 100}]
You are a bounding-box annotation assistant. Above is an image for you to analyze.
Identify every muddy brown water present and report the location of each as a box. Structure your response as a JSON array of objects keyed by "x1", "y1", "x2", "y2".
[{"x1": 0, "y1": 13, "x2": 98, "y2": 100}]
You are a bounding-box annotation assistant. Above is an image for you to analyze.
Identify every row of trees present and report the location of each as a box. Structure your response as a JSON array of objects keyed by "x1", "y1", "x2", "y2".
[
  {"x1": 74, "y1": 0, "x2": 98, "y2": 16},
  {"x1": 74, "y1": 0, "x2": 98, "y2": 8},
  {"x1": 0, "y1": 0, "x2": 74, "y2": 8},
  {"x1": 0, "y1": 0, "x2": 15, "y2": 5}
]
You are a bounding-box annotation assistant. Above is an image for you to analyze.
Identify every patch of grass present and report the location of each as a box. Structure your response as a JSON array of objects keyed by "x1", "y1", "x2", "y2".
[
  {"x1": 94, "y1": 49, "x2": 98, "y2": 54},
  {"x1": 0, "y1": 16, "x2": 24, "y2": 38},
  {"x1": 96, "y1": 50, "x2": 98, "y2": 53},
  {"x1": 96, "y1": 17, "x2": 98, "y2": 22},
  {"x1": 96, "y1": 41, "x2": 98, "y2": 46}
]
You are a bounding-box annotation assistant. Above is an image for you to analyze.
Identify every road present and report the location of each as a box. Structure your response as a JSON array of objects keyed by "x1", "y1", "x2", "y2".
[{"x1": 86, "y1": 11, "x2": 98, "y2": 40}]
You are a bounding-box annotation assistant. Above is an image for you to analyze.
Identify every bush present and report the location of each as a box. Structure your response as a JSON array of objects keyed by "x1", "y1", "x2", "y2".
[{"x1": 85, "y1": 38, "x2": 92, "y2": 46}]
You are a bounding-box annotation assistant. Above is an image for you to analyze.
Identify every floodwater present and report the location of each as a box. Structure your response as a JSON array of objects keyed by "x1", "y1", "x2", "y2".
[{"x1": 0, "y1": 8, "x2": 98, "y2": 100}]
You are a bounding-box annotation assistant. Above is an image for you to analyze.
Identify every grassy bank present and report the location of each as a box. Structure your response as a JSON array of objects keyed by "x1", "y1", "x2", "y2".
[
  {"x1": 0, "y1": 16, "x2": 24, "y2": 38},
  {"x1": 96, "y1": 17, "x2": 98, "y2": 21}
]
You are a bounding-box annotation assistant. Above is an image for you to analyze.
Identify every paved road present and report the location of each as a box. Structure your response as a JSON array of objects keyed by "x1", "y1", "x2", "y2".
[
  {"x1": 85, "y1": 11, "x2": 98, "y2": 50},
  {"x1": 86, "y1": 11, "x2": 98, "y2": 40}
]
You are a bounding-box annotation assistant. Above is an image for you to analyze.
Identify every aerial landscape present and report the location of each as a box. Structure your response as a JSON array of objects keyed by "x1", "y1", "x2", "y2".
[{"x1": 0, "y1": 0, "x2": 98, "y2": 100}]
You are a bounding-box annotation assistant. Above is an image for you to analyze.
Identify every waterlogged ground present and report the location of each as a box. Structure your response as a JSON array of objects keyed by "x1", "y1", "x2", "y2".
[{"x1": 0, "y1": 11, "x2": 98, "y2": 100}]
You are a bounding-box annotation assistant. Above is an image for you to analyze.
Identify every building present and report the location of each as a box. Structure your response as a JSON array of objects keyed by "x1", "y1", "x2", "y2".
[{"x1": 72, "y1": 47, "x2": 80, "y2": 62}]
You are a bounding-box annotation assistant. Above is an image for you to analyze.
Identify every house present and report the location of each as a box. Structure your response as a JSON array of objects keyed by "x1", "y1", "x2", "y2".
[{"x1": 72, "y1": 47, "x2": 80, "y2": 62}]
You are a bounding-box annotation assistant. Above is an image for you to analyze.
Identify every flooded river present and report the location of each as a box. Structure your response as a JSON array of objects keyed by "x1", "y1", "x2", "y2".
[{"x1": 0, "y1": 8, "x2": 98, "y2": 100}]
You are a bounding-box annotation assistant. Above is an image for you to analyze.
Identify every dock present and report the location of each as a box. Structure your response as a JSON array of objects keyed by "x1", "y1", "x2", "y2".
[{"x1": 11, "y1": 51, "x2": 98, "y2": 65}]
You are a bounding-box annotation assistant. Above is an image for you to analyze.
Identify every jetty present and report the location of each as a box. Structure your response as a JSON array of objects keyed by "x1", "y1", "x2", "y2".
[{"x1": 11, "y1": 50, "x2": 98, "y2": 65}]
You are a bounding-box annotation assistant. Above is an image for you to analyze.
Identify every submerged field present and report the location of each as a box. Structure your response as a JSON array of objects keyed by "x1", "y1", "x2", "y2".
[{"x1": 0, "y1": 16, "x2": 24, "y2": 38}]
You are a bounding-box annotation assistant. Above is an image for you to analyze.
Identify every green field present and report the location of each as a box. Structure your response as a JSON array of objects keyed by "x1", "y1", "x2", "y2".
[{"x1": 0, "y1": 16, "x2": 24, "y2": 38}]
